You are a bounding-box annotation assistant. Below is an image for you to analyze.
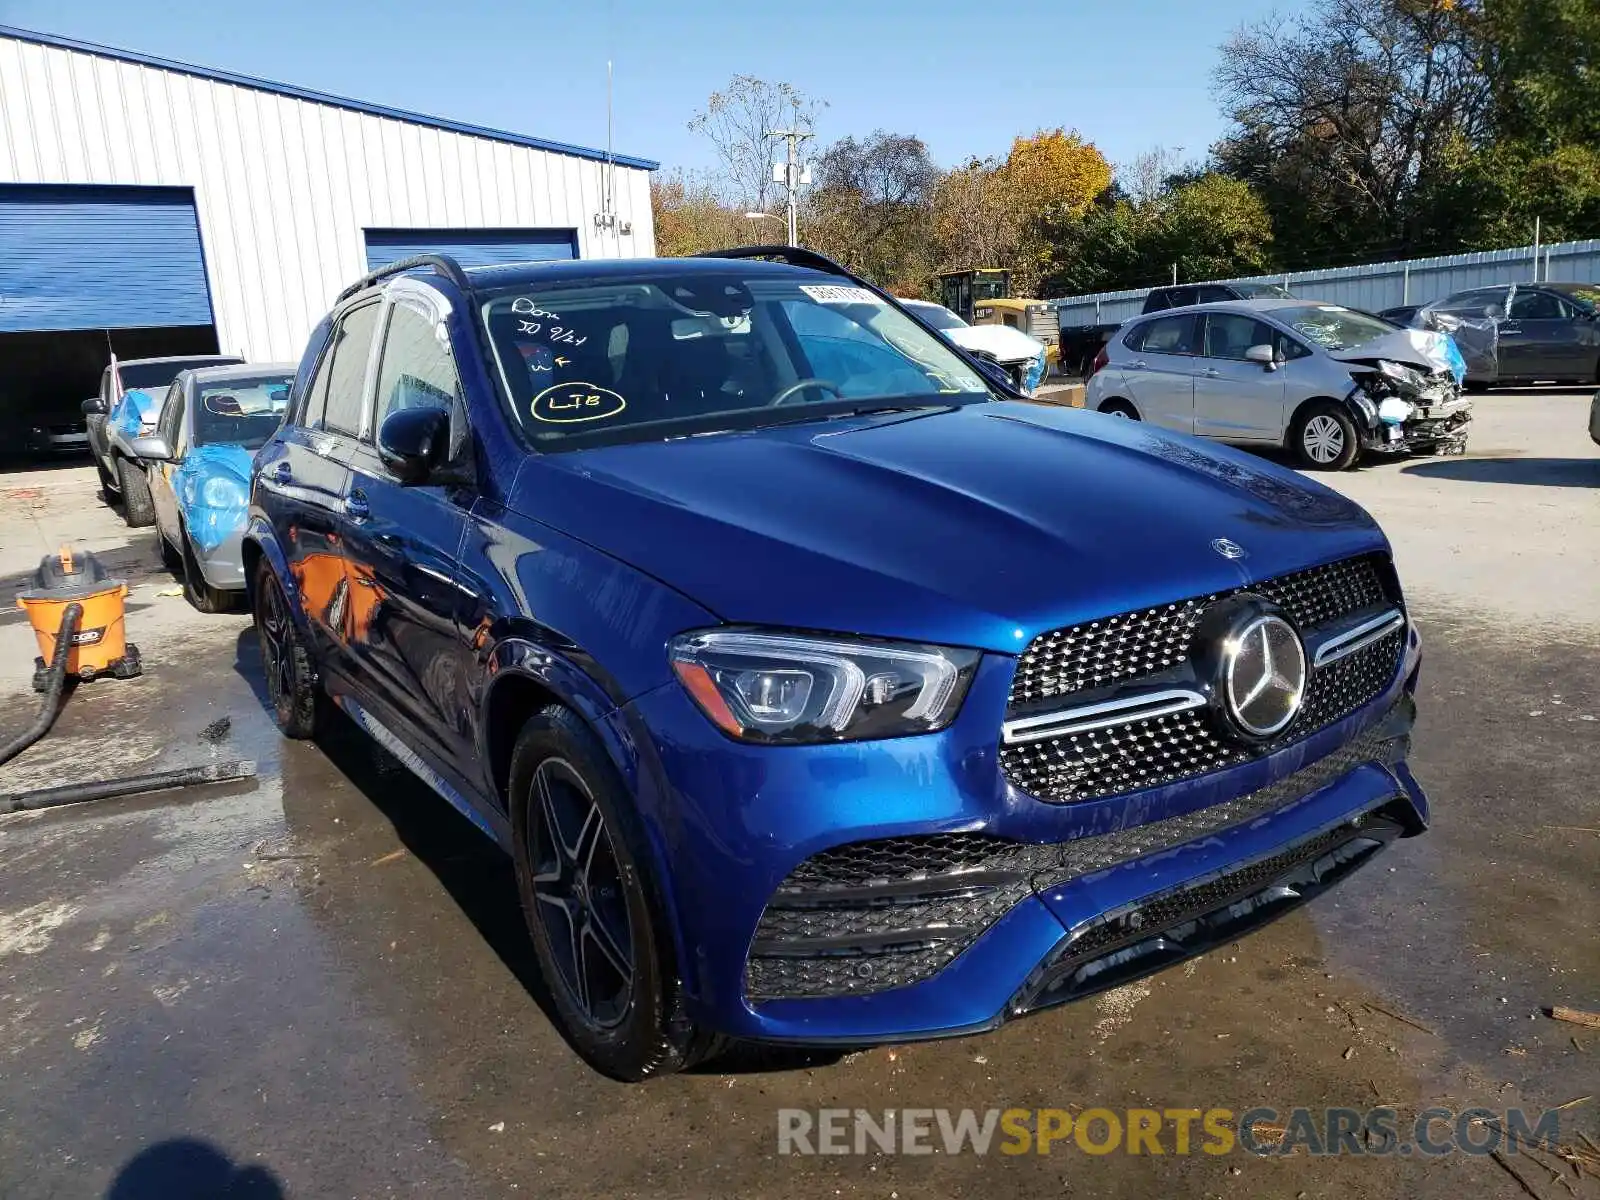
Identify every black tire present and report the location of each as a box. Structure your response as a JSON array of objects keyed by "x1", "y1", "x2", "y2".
[
  {"x1": 254, "y1": 561, "x2": 320, "y2": 739},
  {"x1": 95, "y1": 459, "x2": 118, "y2": 504},
  {"x1": 1291, "y1": 401, "x2": 1360, "y2": 471},
  {"x1": 1464, "y1": 380, "x2": 1491, "y2": 394},
  {"x1": 1097, "y1": 398, "x2": 1141, "y2": 420},
  {"x1": 509, "y1": 705, "x2": 720, "y2": 1081},
  {"x1": 117, "y1": 458, "x2": 156, "y2": 527},
  {"x1": 158, "y1": 529, "x2": 183, "y2": 573},
  {"x1": 182, "y1": 530, "x2": 232, "y2": 614}
]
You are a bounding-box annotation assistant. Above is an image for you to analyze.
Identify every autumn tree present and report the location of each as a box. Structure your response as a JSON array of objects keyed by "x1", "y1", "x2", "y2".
[
  {"x1": 930, "y1": 157, "x2": 1021, "y2": 283},
  {"x1": 1213, "y1": 0, "x2": 1488, "y2": 264},
  {"x1": 650, "y1": 173, "x2": 747, "y2": 258},
  {"x1": 803, "y1": 132, "x2": 940, "y2": 292},
  {"x1": 997, "y1": 129, "x2": 1113, "y2": 294},
  {"x1": 1000, "y1": 128, "x2": 1112, "y2": 220}
]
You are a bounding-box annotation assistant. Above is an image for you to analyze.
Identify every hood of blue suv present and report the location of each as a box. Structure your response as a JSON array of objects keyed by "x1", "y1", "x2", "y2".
[{"x1": 512, "y1": 401, "x2": 1385, "y2": 653}]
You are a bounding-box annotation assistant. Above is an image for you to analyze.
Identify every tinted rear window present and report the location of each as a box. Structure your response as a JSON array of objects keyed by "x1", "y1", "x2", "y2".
[{"x1": 120, "y1": 358, "x2": 242, "y2": 390}]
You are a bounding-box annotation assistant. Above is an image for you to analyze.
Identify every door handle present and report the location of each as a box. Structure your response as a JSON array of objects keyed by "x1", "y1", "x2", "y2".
[
  {"x1": 1500, "y1": 323, "x2": 1522, "y2": 334},
  {"x1": 271, "y1": 461, "x2": 292, "y2": 485},
  {"x1": 1201, "y1": 367, "x2": 1220, "y2": 377},
  {"x1": 1130, "y1": 360, "x2": 1148, "y2": 370},
  {"x1": 344, "y1": 490, "x2": 370, "y2": 521}
]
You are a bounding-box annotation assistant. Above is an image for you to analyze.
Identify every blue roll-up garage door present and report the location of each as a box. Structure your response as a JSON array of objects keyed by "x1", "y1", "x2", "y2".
[
  {"x1": 364, "y1": 228, "x2": 578, "y2": 271},
  {"x1": 0, "y1": 184, "x2": 214, "y2": 332}
]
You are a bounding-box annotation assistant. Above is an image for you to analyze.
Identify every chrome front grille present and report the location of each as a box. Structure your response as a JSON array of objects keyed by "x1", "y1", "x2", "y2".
[{"x1": 1003, "y1": 555, "x2": 1402, "y2": 804}]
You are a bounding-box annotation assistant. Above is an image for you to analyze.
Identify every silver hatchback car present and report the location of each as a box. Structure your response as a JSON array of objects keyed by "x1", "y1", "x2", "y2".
[{"x1": 1086, "y1": 299, "x2": 1473, "y2": 470}]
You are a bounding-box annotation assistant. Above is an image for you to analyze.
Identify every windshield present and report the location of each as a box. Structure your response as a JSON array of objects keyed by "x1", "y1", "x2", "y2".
[
  {"x1": 482, "y1": 271, "x2": 992, "y2": 449},
  {"x1": 906, "y1": 302, "x2": 968, "y2": 331},
  {"x1": 1275, "y1": 305, "x2": 1395, "y2": 351},
  {"x1": 120, "y1": 358, "x2": 241, "y2": 390},
  {"x1": 1231, "y1": 282, "x2": 1293, "y2": 299},
  {"x1": 193, "y1": 374, "x2": 291, "y2": 449}
]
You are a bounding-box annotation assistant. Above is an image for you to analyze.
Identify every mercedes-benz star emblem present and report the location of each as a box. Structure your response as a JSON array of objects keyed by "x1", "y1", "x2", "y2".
[
  {"x1": 1222, "y1": 613, "x2": 1307, "y2": 738},
  {"x1": 1211, "y1": 537, "x2": 1247, "y2": 560}
]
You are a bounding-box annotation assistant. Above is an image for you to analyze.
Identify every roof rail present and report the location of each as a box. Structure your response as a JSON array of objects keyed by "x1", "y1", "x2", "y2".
[
  {"x1": 692, "y1": 244, "x2": 861, "y2": 280},
  {"x1": 335, "y1": 253, "x2": 473, "y2": 304}
]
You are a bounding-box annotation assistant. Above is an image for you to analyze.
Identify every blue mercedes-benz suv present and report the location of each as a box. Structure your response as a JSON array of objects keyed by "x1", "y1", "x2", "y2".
[{"x1": 246, "y1": 248, "x2": 1427, "y2": 1080}]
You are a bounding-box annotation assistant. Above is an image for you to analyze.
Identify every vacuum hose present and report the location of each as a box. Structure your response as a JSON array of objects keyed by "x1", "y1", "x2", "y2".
[{"x1": 0, "y1": 602, "x2": 81, "y2": 769}]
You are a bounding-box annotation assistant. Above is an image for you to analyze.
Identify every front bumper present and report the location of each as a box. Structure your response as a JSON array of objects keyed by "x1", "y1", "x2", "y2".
[
  {"x1": 1359, "y1": 397, "x2": 1473, "y2": 457},
  {"x1": 190, "y1": 530, "x2": 247, "y2": 590},
  {"x1": 615, "y1": 625, "x2": 1426, "y2": 1044}
]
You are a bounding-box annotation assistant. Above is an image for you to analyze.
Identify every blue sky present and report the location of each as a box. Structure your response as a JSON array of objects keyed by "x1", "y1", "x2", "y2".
[{"x1": 4, "y1": 0, "x2": 1309, "y2": 177}]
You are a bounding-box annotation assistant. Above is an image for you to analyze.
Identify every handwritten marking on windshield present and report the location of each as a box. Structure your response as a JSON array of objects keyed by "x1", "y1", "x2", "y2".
[
  {"x1": 530, "y1": 381, "x2": 626, "y2": 424},
  {"x1": 512, "y1": 298, "x2": 560, "y2": 320}
]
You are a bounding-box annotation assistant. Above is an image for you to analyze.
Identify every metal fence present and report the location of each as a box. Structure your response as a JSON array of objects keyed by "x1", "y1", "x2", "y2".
[{"x1": 1049, "y1": 238, "x2": 1600, "y2": 327}]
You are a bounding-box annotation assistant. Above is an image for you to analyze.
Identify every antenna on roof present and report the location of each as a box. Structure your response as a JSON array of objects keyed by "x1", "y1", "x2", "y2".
[{"x1": 593, "y1": 59, "x2": 631, "y2": 240}]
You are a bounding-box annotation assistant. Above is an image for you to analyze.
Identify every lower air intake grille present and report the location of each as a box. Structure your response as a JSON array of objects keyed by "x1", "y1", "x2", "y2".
[{"x1": 745, "y1": 709, "x2": 1410, "y2": 1001}]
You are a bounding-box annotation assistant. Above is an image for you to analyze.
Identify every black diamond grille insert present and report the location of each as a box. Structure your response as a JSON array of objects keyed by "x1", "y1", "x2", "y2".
[
  {"x1": 1010, "y1": 554, "x2": 1390, "y2": 709},
  {"x1": 1003, "y1": 554, "x2": 1402, "y2": 804},
  {"x1": 745, "y1": 714, "x2": 1409, "y2": 1001}
]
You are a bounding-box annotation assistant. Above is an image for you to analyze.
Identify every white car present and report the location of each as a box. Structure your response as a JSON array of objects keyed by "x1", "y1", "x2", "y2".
[{"x1": 899, "y1": 298, "x2": 1048, "y2": 394}]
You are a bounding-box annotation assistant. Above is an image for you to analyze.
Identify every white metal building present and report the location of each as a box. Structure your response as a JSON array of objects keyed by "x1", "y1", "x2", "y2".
[{"x1": 0, "y1": 24, "x2": 656, "y2": 440}]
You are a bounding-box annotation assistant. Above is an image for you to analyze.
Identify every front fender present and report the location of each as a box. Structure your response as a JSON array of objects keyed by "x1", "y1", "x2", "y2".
[
  {"x1": 480, "y1": 633, "x2": 622, "y2": 758},
  {"x1": 242, "y1": 515, "x2": 312, "y2": 634}
]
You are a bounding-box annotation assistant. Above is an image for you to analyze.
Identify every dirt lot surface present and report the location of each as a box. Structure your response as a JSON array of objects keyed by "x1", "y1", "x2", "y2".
[{"x1": 0, "y1": 392, "x2": 1595, "y2": 1199}]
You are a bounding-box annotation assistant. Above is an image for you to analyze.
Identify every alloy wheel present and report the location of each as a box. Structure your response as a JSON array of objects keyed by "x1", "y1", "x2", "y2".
[
  {"x1": 528, "y1": 758, "x2": 635, "y2": 1029},
  {"x1": 1303, "y1": 414, "x2": 1345, "y2": 463},
  {"x1": 257, "y1": 576, "x2": 296, "y2": 707}
]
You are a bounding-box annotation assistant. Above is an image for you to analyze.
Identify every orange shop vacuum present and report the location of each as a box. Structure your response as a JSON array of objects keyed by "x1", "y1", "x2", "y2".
[{"x1": 16, "y1": 545, "x2": 141, "y2": 692}]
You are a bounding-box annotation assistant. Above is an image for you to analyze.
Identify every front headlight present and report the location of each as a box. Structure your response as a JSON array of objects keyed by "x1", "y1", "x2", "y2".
[
  {"x1": 201, "y1": 474, "x2": 247, "y2": 508},
  {"x1": 668, "y1": 629, "x2": 980, "y2": 744}
]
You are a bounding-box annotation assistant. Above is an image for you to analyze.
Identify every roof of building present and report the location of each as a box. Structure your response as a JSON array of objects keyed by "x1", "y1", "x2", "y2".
[{"x1": 0, "y1": 24, "x2": 658, "y2": 171}]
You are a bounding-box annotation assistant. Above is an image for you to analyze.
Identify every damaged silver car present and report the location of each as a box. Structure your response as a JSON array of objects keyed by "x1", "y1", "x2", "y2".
[{"x1": 1085, "y1": 299, "x2": 1472, "y2": 470}]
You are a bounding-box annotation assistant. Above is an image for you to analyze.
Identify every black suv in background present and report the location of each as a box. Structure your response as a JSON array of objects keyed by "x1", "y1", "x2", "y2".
[{"x1": 1142, "y1": 280, "x2": 1294, "y2": 313}]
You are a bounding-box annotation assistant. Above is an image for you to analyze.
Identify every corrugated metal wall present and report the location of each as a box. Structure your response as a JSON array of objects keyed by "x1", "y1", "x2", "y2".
[
  {"x1": 0, "y1": 35, "x2": 655, "y2": 361},
  {"x1": 1050, "y1": 239, "x2": 1600, "y2": 327}
]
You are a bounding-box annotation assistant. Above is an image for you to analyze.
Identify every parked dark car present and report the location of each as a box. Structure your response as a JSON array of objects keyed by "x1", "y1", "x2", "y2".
[
  {"x1": 1142, "y1": 280, "x2": 1294, "y2": 314},
  {"x1": 247, "y1": 249, "x2": 1427, "y2": 1081},
  {"x1": 84, "y1": 354, "x2": 244, "y2": 524},
  {"x1": 1420, "y1": 283, "x2": 1600, "y2": 387},
  {"x1": 24, "y1": 413, "x2": 89, "y2": 457},
  {"x1": 1378, "y1": 304, "x2": 1422, "y2": 327}
]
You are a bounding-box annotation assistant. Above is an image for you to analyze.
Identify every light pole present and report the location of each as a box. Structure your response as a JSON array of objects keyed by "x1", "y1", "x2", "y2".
[{"x1": 770, "y1": 128, "x2": 812, "y2": 247}]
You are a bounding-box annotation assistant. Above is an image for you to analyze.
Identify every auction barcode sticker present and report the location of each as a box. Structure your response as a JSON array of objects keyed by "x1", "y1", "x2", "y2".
[{"x1": 799, "y1": 285, "x2": 883, "y2": 305}]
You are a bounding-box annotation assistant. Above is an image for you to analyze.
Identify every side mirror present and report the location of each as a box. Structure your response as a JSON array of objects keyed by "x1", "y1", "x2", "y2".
[
  {"x1": 128, "y1": 433, "x2": 174, "y2": 461},
  {"x1": 377, "y1": 405, "x2": 450, "y2": 485},
  {"x1": 81, "y1": 396, "x2": 108, "y2": 416},
  {"x1": 1245, "y1": 343, "x2": 1277, "y2": 369}
]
